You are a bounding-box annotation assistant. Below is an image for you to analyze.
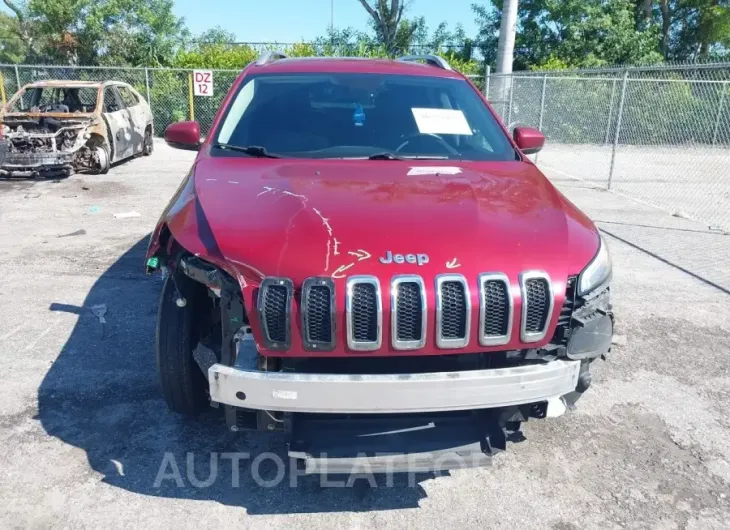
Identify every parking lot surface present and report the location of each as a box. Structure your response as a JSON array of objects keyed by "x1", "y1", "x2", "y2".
[{"x1": 1, "y1": 143, "x2": 729, "y2": 528}]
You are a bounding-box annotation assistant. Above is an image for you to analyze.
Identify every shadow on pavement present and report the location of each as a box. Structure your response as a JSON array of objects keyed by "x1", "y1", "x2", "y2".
[{"x1": 38, "y1": 236, "x2": 437, "y2": 513}]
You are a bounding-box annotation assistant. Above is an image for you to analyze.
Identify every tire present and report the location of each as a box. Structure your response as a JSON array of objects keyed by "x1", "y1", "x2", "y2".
[
  {"x1": 93, "y1": 145, "x2": 110, "y2": 174},
  {"x1": 142, "y1": 127, "x2": 154, "y2": 156},
  {"x1": 156, "y1": 273, "x2": 209, "y2": 416}
]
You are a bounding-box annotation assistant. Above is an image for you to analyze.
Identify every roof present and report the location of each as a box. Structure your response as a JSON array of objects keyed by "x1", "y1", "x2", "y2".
[
  {"x1": 250, "y1": 57, "x2": 465, "y2": 79},
  {"x1": 24, "y1": 80, "x2": 132, "y2": 88}
]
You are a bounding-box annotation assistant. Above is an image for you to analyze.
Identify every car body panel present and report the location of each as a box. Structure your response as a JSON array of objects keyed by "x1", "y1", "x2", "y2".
[
  {"x1": 152, "y1": 156, "x2": 598, "y2": 357},
  {"x1": 148, "y1": 57, "x2": 601, "y2": 358},
  {"x1": 0, "y1": 80, "x2": 153, "y2": 176}
]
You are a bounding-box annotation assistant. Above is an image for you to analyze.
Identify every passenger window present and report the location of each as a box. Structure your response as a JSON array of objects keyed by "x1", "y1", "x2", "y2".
[
  {"x1": 104, "y1": 88, "x2": 120, "y2": 113},
  {"x1": 118, "y1": 87, "x2": 138, "y2": 108}
]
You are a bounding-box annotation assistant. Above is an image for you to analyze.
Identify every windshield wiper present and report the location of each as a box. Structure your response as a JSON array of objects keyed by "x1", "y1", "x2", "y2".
[
  {"x1": 212, "y1": 143, "x2": 280, "y2": 158},
  {"x1": 367, "y1": 152, "x2": 404, "y2": 160},
  {"x1": 366, "y1": 152, "x2": 451, "y2": 160}
]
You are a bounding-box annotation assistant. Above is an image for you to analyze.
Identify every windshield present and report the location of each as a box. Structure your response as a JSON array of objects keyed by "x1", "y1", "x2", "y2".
[
  {"x1": 7, "y1": 86, "x2": 99, "y2": 113},
  {"x1": 213, "y1": 72, "x2": 516, "y2": 161}
]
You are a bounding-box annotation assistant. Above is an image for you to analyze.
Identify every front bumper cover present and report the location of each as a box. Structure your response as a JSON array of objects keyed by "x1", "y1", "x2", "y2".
[{"x1": 208, "y1": 359, "x2": 581, "y2": 414}]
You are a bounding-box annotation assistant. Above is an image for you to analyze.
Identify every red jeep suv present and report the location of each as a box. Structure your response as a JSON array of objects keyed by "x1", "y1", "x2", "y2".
[{"x1": 147, "y1": 52, "x2": 614, "y2": 473}]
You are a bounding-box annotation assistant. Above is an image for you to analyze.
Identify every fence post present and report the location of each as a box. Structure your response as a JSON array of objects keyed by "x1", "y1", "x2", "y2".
[
  {"x1": 144, "y1": 67, "x2": 151, "y2": 105},
  {"x1": 604, "y1": 78, "x2": 617, "y2": 145},
  {"x1": 484, "y1": 65, "x2": 490, "y2": 98},
  {"x1": 712, "y1": 82, "x2": 727, "y2": 146},
  {"x1": 14, "y1": 65, "x2": 20, "y2": 92},
  {"x1": 0, "y1": 73, "x2": 5, "y2": 105},
  {"x1": 188, "y1": 71, "x2": 195, "y2": 121},
  {"x1": 538, "y1": 74, "x2": 548, "y2": 130},
  {"x1": 535, "y1": 74, "x2": 548, "y2": 164},
  {"x1": 608, "y1": 70, "x2": 629, "y2": 190},
  {"x1": 506, "y1": 76, "x2": 514, "y2": 128}
]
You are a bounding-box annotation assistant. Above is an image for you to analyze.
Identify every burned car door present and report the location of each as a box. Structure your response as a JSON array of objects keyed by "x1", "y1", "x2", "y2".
[
  {"x1": 102, "y1": 86, "x2": 134, "y2": 162},
  {"x1": 117, "y1": 85, "x2": 148, "y2": 154}
]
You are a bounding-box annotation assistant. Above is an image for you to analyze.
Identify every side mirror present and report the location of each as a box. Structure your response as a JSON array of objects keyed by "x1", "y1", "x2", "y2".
[
  {"x1": 513, "y1": 127, "x2": 545, "y2": 155},
  {"x1": 165, "y1": 121, "x2": 201, "y2": 151}
]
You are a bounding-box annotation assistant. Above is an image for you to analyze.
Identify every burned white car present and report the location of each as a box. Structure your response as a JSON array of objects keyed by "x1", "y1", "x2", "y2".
[{"x1": 0, "y1": 80, "x2": 154, "y2": 178}]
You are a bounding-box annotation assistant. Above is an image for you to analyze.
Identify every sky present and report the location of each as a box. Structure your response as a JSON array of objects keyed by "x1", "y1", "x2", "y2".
[{"x1": 172, "y1": 0, "x2": 482, "y2": 43}]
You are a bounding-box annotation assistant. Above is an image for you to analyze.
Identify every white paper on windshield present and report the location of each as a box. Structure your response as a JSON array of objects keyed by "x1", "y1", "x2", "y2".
[
  {"x1": 411, "y1": 108, "x2": 473, "y2": 135},
  {"x1": 407, "y1": 166, "x2": 462, "y2": 176}
]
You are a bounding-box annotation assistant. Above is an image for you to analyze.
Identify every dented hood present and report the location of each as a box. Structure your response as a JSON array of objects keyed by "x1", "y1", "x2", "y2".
[{"x1": 163, "y1": 156, "x2": 599, "y2": 288}]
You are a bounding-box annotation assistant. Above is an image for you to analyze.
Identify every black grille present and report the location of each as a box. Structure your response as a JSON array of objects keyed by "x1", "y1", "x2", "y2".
[
  {"x1": 396, "y1": 282, "x2": 423, "y2": 341},
  {"x1": 525, "y1": 278, "x2": 550, "y2": 333},
  {"x1": 352, "y1": 283, "x2": 378, "y2": 342},
  {"x1": 552, "y1": 276, "x2": 576, "y2": 344},
  {"x1": 482, "y1": 280, "x2": 510, "y2": 337},
  {"x1": 305, "y1": 285, "x2": 332, "y2": 343},
  {"x1": 262, "y1": 285, "x2": 288, "y2": 342},
  {"x1": 440, "y1": 281, "x2": 467, "y2": 339}
]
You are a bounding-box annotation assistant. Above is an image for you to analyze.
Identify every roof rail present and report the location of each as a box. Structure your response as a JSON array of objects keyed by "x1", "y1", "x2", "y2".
[
  {"x1": 398, "y1": 55, "x2": 453, "y2": 71},
  {"x1": 255, "y1": 50, "x2": 288, "y2": 66}
]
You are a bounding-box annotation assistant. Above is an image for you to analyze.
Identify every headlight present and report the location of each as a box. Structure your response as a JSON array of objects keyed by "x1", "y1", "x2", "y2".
[{"x1": 578, "y1": 235, "x2": 612, "y2": 295}]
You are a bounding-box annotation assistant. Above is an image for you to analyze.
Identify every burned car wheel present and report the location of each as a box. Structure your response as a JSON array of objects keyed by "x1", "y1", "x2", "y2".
[
  {"x1": 93, "y1": 145, "x2": 110, "y2": 174},
  {"x1": 156, "y1": 272, "x2": 209, "y2": 416},
  {"x1": 142, "y1": 128, "x2": 154, "y2": 156}
]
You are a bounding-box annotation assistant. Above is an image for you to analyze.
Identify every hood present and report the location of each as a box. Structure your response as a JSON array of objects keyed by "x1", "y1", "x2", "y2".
[
  {"x1": 172, "y1": 157, "x2": 598, "y2": 286},
  {"x1": 159, "y1": 156, "x2": 600, "y2": 357}
]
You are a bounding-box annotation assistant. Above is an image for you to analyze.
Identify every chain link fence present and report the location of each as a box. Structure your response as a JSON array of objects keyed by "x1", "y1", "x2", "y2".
[
  {"x1": 0, "y1": 64, "x2": 243, "y2": 138},
  {"x1": 486, "y1": 64, "x2": 730, "y2": 233},
  {"x1": 0, "y1": 62, "x2": 488, "y2": 141},
  {"x1": 1, "y1": 61, "x2": 727, "y2": 232}
]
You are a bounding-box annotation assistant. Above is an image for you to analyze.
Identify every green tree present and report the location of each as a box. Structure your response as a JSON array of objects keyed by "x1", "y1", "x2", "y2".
[
  {"x1": 1, "y1": 0, "x2": 188, "y2": 65},
  {"x1": 356, "y1": 0, "x2": 423, "y2": 55},
  {"x1": 0, "y1": 12, "x2": 28, "y2": 63},
  {"x1": 657, "y1": 0, "x2": 730, "y2": 60},
  {"x1": 473, "y1": 0, "x2": 665, "y2": 70}
]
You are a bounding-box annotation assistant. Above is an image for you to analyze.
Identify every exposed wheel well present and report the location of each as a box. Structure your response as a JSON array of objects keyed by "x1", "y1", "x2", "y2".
[{"x1": 86, "y1": 132, "x2": 109, "y2": 149}]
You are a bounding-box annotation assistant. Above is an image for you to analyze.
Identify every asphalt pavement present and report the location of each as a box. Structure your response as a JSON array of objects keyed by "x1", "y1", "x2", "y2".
[{"x1": 1, "y1": 142, "x2": 728, "y2": 528}]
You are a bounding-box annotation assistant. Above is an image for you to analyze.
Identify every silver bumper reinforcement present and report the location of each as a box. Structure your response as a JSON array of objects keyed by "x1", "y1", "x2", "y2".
[{"x1": 208, "y1": 359, "x2": 581, "y2": 414}]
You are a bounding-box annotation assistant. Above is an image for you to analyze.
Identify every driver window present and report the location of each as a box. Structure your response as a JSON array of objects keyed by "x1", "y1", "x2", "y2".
[
  {"x1": 104, "y1": 88, "x2": 119, "y2": 113},
  {"x1": 118, "y1": 87, "x2": 138, "y2": 108},
  {"x1": 36, "y1": 88, "x2": 56, "y2": 108}
]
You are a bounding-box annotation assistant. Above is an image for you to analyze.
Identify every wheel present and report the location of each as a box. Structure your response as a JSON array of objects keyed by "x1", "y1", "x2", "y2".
[
  {"x1": 142, "y1": 127, "x2": 154, "y2": 156},
  {"x1": 93, "y1": 145, "x2": 110, "y2": 174},
  {"x1": 156, "y1": 273, "x2": 209, "y2": 416}
]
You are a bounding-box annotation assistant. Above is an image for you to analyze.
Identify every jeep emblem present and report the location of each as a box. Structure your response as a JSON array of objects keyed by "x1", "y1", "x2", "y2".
[{"x1": 379, "y1": 251, "x2": 429, "y2": 266}]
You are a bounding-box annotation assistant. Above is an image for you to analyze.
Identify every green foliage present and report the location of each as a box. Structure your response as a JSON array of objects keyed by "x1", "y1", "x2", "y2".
[
  {"x1": 174, "y1": 44, "x2": 257, "y2": 69},
  {"x1": 529, "y1": 55, "x2": 574, "y2": 71},
  {"x1": 474, "y1": 0, "x2": 666, "y2": 70},
  {"x1": 0, "y1": 12, "x2": 28, "y2": 63},
  {"x1": 2, "y1": 0, "x2": 188, "y2": 65},
  {"x1": 473, "y1": 0, "x2": 729, "y2": 69}
]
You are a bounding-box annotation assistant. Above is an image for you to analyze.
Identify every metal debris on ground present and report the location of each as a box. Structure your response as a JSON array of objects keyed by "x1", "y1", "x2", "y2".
[
  {"x1": 90, "y1": 304, "x2": 107, "y2": 324},
  {"x1": 113, "y1": 211, "x2": 141, "y2": 219},
  {"x1": 58, "y1": 229, "x2": 86, "y2": 238}
]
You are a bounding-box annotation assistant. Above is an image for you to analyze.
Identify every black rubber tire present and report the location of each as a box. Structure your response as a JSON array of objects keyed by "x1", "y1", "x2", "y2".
[
  {"x1": 94, "y1": 144, "x2": 110, "y2": 175},
  {"x1": 142, "y1": 127, "x2": 154, "y2": 156},
  {"x1": 156, "y1": 273, "x2": 208, "y2": 416}
]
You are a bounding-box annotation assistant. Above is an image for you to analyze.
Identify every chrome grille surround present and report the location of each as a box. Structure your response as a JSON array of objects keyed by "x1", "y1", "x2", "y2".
[
  {"x1": 300, "y1": 277, "x2": 336, "y2": 351},
  {"x1": 519, "y1": 270, "x2": 554, "y2": 343},
  {"x1": 257, "y1": 277, "x2": 293, "y2": 351},
  {"x1": 345, "y1": 275, "x2": 382, "y2": 351},
  {"x1": 478, "y1": 272, "x2": 513, "y2": 346},
  {"x1": 390, "y1": 275, "x2": 427, "y2": 350},
  {"x1": 435, "y1": 274, "x2": 471, "y2": 349}
]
